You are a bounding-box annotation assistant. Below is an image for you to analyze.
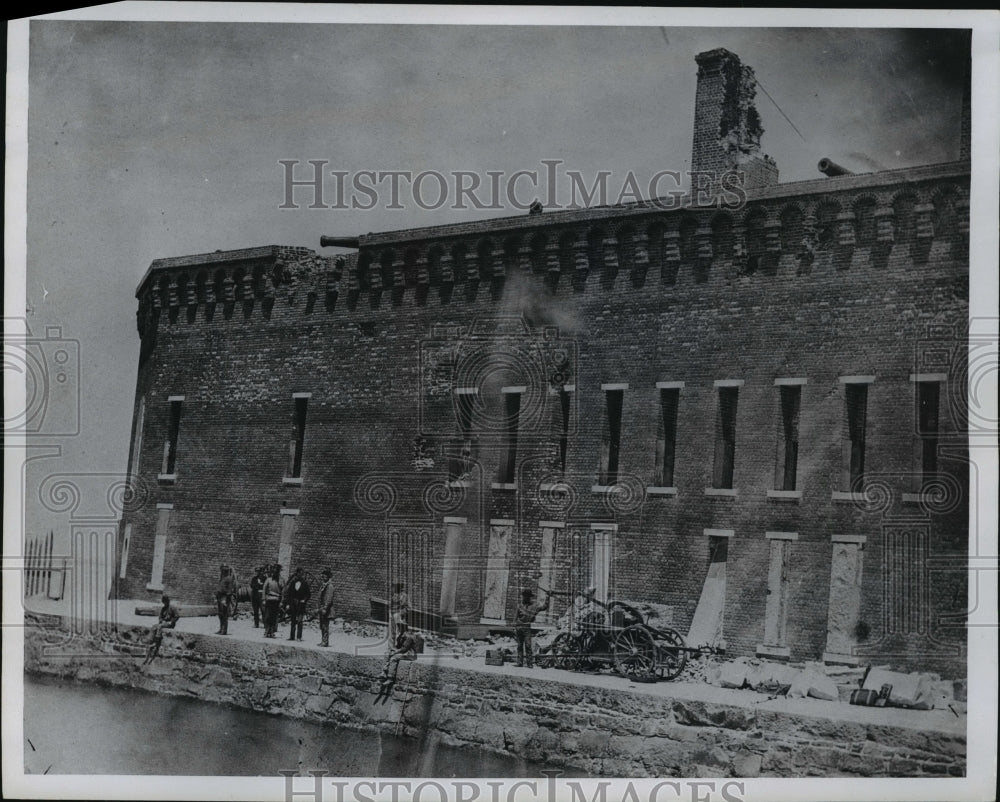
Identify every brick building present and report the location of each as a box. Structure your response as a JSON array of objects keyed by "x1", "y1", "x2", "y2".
[{"x1": 116, "y1": 48, "x2": 969, "y2": 675}]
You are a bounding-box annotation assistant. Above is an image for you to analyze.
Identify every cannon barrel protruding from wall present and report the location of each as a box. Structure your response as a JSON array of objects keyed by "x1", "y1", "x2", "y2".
[
  {"x1": 320, "y1": 236, "x2": 360, "y2": 248},
  {"x1": 818, "y1": 158, "x2": 853, "y2": 177}
]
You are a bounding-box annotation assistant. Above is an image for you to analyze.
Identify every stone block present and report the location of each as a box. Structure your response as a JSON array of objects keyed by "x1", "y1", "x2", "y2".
[
  {"x1": 305, "y1": 694, "x2": 331, "y2": 716},
  {"x1": 717, "y1": 658, "x2": 751, "y2": 689},
  {"x1": 578, "y1": 729, "x2": 612, "y2": 755},
  {"x1": 292, "y1": 674, "x2": 323, "y2": 695},
  {"x1": 672, "y1": 700, "x2": 755, "y2": 730},
  {"x1": 787, "y1": 669, "x2": 838, "y2": 701},
  {"x1": 731, "y1": 751, "x2": 762, "y2": 778}
]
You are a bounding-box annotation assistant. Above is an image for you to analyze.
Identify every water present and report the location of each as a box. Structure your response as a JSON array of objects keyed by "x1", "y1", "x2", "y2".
[{"x1": 23, "y1": 674, "x2": 548, "y2": 777}]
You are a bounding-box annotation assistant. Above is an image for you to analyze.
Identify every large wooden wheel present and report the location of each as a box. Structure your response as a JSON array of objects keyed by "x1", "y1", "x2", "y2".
[
  {"x1": 537, "y1": 633, "x2": 571, "y2": 669},
  {"x1": 573, "y1": 630, "x2": 600, "y2": 671},
  {"x1": 613, "y1": 625, "x2": 658, "y2": 681},
  {"x1": 653, "y1": 627, "x2": 688, "y2": 681}
]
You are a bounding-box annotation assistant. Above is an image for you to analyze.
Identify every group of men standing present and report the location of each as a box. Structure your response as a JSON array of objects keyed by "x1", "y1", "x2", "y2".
[{"x1": 214, "y1": 564, "x2": 337, "y2": 646}]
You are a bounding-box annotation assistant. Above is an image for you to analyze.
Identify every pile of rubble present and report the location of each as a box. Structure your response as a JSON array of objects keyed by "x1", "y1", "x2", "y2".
[
  {"x1": 703, "y1": 654, "x2": 967, "y2": 712},
  {"x1": 333, "y1": 619, "x2": 964, "y2": 714},
  {"x1": 336, "y1": 619, "x2": 385, "y2": 639}
]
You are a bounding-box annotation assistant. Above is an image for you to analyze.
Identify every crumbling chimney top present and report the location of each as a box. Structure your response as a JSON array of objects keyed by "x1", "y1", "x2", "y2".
[{"x1": 691, "y1": 48, "x2": 779, "y2": 191}]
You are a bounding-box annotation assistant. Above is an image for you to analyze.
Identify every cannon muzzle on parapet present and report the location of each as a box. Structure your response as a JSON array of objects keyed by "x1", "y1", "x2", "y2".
[
  {"x1": 320, "y1": 236, "x2": 360, "y2": 249},
  {"x1": 817, "y1": 158, "x2": 853, "y2": 177}
]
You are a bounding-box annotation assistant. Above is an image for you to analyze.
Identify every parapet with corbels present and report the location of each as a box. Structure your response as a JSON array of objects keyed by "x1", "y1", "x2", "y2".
[{"x1": 135, "y1": 161, "x2": 969, "y2": 330}]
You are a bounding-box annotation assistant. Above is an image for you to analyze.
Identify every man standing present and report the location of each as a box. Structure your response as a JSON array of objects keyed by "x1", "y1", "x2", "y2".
[
  {"x1": 284, "y1": 567, "x2": 311, "y2": 642},
  {"x1": 317, "y1": 568, "x2": 335, "y2": 647},
  {"x1": 249, "y1": 566, "x2": 267, "y2": 628},
  {"x1": 215, "y1": 564, "x2": 235, "y2": 635},
  {"x1": 514, "y1": 587, "x2": 550, "y2": 668},
  {"x1": 263, "y1": 565, "x2": 282, "y2": 638},
  {"x1": 143, "y1": 594, "x2": 180, "y2": 665}
]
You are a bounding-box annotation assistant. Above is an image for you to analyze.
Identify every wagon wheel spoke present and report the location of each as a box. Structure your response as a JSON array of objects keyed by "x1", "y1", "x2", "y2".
[
  {"x1": 537, "y1": 633, "x2": 567, "y2": 669},
  {"x1": 655, "y1": 628, "x2": 688, "y2": 681},
  {"x1": 573, "y1": 631, "x2": 597, "y2": 671},
  {"x1": 613, "y1": 625, "x2": 657, "y2": 681}
]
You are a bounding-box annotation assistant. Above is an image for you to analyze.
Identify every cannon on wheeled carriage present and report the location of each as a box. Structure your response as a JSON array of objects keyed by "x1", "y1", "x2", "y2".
[{"x1": 536, "y1": 599, "x2": 694, "y2": 682}]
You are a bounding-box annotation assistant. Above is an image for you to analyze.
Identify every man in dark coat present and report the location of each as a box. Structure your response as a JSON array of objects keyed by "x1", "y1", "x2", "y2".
[
  {"x1": 215, "y1": 564, "x2": 235, "y2": 635},
  {"x1": 249, "y1": 566, "x2": 267, "y2": 628},
  {"x1": 284, "y1": 567, "x2": 311, "y2": 642},
  {"x1": 262, "y1": 565, "x2": 282, "y2": 638},
  {"x1": 514, "y1": 587, "x2": 550, "y2": 668},
  {"x1": 317, "y1": 568, "x2": 335, "y2": 647}
]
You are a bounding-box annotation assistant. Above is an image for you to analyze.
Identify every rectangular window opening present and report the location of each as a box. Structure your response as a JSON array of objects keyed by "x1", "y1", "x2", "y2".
[
  {"x1": 600, "y1": 389, "x2": 624, "y2": 485},
  {"x1": 288, "y1": 397, "x2": 309, "y2": 478},
  {"x1": 917, "y1": 381, "x2": 940, "y2": 482},
  {"x1": 449, "y1": 392, "x2": 476, "y2": 481},
  {"x1": 775, "y1": 386, "x2": 801, "y2": 491},
  {"x1": 843, "y1": 383, "x2": 868, "y2": 490},
  {"x1": 162, "y1": 400, "x2": 183, "y2": 475},
  {"x1": 657, "y1": 388, "x2": 679, "y2": 487},
  {"x1": 712, "y1": 387, "x2": 739, "y2": 489},
  {"x1": 498, "y1": 391, "x2": 522, "y2": 484},
  {"x1": 558, "y1": 389, "x2": 571, "y2": 473}
]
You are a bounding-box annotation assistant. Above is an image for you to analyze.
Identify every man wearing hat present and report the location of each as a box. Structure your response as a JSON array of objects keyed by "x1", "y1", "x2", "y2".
[
  {"x1": 284, "y1": 567, "x2": 311, "y2": 642},
  {"x1": 514, "y1": 586, "x2": 550, "y2": 668},
  {"x1": 317, "y1": 567, "x2": 336, "y2": 647}
]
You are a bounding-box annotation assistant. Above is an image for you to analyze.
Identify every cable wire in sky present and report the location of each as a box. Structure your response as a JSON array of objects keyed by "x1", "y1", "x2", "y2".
[{"x1": 754, "y1": 77, "x2": 808, "y2": 144}]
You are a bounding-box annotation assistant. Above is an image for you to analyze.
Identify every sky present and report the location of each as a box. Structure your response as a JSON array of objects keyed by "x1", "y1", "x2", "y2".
[{"x1": 11, "y1": 14, "x2": 977, "y2": 541}]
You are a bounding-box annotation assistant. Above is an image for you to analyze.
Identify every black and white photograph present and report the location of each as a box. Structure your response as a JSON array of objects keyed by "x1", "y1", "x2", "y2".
[{"x1": 4, "y1": 5, "x2": 998, "y2": 801}]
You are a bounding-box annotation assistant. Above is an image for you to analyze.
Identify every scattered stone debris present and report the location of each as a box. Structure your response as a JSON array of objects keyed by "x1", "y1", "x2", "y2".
[
  {"x1": 704, "y1": 655, "x2": 958, "y2": 710},
  {"x1": 322, "y1": 615, "x2": 962, "y2": 711}
]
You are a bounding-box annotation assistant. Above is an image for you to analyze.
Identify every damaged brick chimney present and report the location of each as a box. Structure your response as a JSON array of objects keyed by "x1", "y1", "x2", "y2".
[{"x1": 692, "y1": 48, "x2": 779, "y2": 192}]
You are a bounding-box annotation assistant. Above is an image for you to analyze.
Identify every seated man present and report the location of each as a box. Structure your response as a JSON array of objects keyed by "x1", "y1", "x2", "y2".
[
  {"x1": 379, "y1": 620, "x2": 419, "y2": 686},
  {"x1": 143, "y1": 594, "x2": 180, "y2": 665}
]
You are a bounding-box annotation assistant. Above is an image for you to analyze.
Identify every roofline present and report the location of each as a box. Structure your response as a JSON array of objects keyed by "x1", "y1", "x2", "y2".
[
  {"x1": 134, "y1": 159, "x2": 969, "y2": 297},
  {"x1": 357, "y1": 160, "x2": 969, "y2": 248},
  {"x1": 135, "y1": 245, "x2": 315, "y2": 298}
]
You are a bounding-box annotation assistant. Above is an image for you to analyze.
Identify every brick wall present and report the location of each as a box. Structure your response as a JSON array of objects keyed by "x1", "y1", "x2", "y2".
[{"x1": 119, "y1": 165, "x2": 969, "y2": 677}]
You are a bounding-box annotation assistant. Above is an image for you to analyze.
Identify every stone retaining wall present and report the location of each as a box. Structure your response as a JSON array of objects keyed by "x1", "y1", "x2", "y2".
[{"x1": 23, "y1": 616, "x2": 965, "y2": 778}]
